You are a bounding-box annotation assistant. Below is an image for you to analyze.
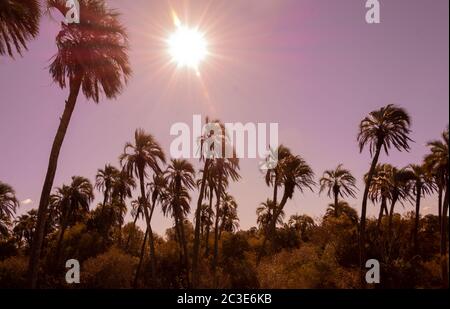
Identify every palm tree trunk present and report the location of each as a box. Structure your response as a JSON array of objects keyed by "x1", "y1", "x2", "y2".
[
  {"x1": 192, "y1": 159, "x2": 210, "y2": 287},
  {"x1": 388, "y1": 194, "x2": 399, "y2": 234},
  {"x1": 28, "y1": 77, "x2": 82, "y2": 288},
  {"x1": 133, "y1": 227, "x2": 148, "y2": 288},
  {"x1": 204, "y1": 190, "x2": 213, "y2": 256},
  {"x1": 178, "y1": 215, "x2": 190, "y2": 288},
  {"x1": 257, "y1": 187, "x2": 290, "y2": 266},
  {"x1": 438, "y1": 185, "x2": 443, "y2": 228},
  {"x1": 359, "y1": 140, "x2": 383, "y2": 287},
  {"x1": 125, "y1": 208, "x2": 140, "y2": 250},
  {"x1": 377, "y1": 197, "x2": 387, "y2": 229},
  {"x1": 212, "y1": 172, "x2": 223, "y2": 288},
  {"x1": 413, "y1": 186, "x2": 422, "y2": 254},
  {"x1": 138, "y1": 170, "x2": 156, "y2": 282},
  {"x1": 54, "y1": 223, "x2": 68, "y2": 269},
  {"x1": 440, "y1": 187, "x2": 449, "y2": 287},
  {"x1": 334, "y1": 189, "x2": 339, "y2": 217}
]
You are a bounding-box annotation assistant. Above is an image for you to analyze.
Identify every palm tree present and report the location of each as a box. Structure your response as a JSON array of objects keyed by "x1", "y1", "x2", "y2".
[
  {"x1": 29, "y1": 0, "x2": 131, "y2": 288},
  {"x1": 192, "y1": 117, "x2": 227, "y2": 287},
  {"x1": 197, "y1": 163, "x2": 218, "y2": 255},
  {"x1": 357, "y1": 104, "x2": 412, "y2": 284},
  {"x1": 95, "y1": 164, "x2": 120, "y2": 208},
  {"x1": 386, "y1": 166, "x2": 413, "y2": 233},
  {"x1": 111, "y1": 169, "x2": 136, "y2": 204},
  {"x1": 13, "y1": 210, "x2": 37, "y2": 249},
  {"x1": 323, "y1": 201, "x2": 359, "y2": 225},
  {"x1": 51, "y1": 176, "x2": 94, "y2": 266},
  {"x1": 366, "y1": 164, "x2": 392, "y2": 228},
  {"x1": 218, "y1": 193, "x2": 239, "y2": 239},
  {"x1": 211, "y1": 130, "x2": 240, "y2": 287},
  {"x1": 264, "y1": 145, "x2": 292, "y2": 207},
  {"x1": 269, "y1": 154, "x2": 315, "y2": 242},
  {"x1": 0, "y1": 181, "x2": 19, "y2": 220},
  {"x1": 0, "y1": 0, "x2": 40, "y2": 57},
  {"x1": 161, "y1": 159, "x2": 196, "y2": 287},
  {"x1": 424, "y1": 127, "x2": 449, "y2": 287},
  {"x1": 407, "y1": 164, "x2": 435, "y2": 253},
  {"x1": 319, "y1": 164, "x2": 357, "y2": 217},
  {"x1": 120, "y1": 128, "x2": 165, "y2": 282},
  {"x1": 257, "y1": 199, "x2": 284, "y2": 230},
  {"x1": 288, "y1": 214, "x2": 315, "y2": 241}
]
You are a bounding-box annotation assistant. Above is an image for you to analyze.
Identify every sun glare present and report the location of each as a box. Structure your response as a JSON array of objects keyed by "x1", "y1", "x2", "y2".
[{"x1": 168, "y1": 14, "x2": 208, "y2": 73}]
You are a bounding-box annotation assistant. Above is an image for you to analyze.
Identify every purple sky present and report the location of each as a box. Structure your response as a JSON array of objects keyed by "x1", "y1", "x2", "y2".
[{"x1": 0, "y1": 0, "x2": 448, "y2": 234}]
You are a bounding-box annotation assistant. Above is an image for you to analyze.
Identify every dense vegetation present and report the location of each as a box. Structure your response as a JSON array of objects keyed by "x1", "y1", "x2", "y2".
[{"x1": 0, "y1": 0, "x2": 448, "y2": 289}]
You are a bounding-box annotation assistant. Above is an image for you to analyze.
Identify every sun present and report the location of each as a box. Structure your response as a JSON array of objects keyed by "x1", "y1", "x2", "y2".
[{"x1": 167, "y1": 15, "x2": 208, "y2": 73}]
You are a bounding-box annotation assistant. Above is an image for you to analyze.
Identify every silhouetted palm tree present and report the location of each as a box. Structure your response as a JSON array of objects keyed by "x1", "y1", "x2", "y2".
[
  {"x1": 0, "y1": 181, "x2": 19, "y2": 221},
  {"x1": 95, "y1": 164, "x2": 120, "y2": 208},
  {"x1": 51, "y1": 176, "x2": 93, "y2": 267},
  {"x1": 323, "y1": 201, "x2": 359, "y2": 225},
  {"x1": 366, "y1": 164, "x2": 392, "y2": 229},
  {"x1": 357, "y1": 104, "x2": 412, "y2": 285},
  {"x1": 269, "y1": 154, "x2": 315, "y2": 241},
  {"x1": 265, "y1": 145, "x2": 292, "y2": 207},
  {"x1": 29, "y1": 0, "x2": 131, "y2": 288},
  {"x1": 319, "y1": 164, "x2": 357, "y2": 216},
  {"x1": 120, "y1": 128, "x2": 165, "y2": 283},
  {"x1": 257, "y1": 199, "x2": 284, "y2": 230},
  {"x1": 0, "y1": 0, "x2": 40, "y2": 57},
  {"x1": 288, "y1": 214, "x2": 315, "y2": 241},
  {"x1": 424, "y1": 127, "x2": 449, "y2": 287},
  {"x1": 192, "y1": 117, "x2": 227, "y2": 287},
  {"x1": 161, "y1": 159, "x2": 195, "y2": 287},
  {"x1": 197, "y1": 163, "x2": 218, "y2": 255},
  {"x1": 386, "y1": 166, "x2": 413, "y2": 233},
  {"x1": 407, "y1": 163, "x2": 435, "y2": 253},
  {"x1": 13, "y1": 210, "x2": 37, "y2": 249}
]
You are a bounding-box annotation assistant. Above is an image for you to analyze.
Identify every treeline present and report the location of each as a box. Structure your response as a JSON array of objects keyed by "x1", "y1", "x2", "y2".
[{"x1": 0, "y1": 115, "x2": 448, "y2": 288}]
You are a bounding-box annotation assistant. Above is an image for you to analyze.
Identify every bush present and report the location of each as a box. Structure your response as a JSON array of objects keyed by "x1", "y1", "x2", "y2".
[
  {"x1": 0, "y1": 256, "x2": 28, "y2": 288},
  {"x1": 81, "y1": 247, "x2": 138, "y2": 288}
]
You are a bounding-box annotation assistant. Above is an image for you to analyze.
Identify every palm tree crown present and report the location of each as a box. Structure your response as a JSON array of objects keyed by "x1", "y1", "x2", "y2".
[
  {"x1": 358, "y1": 104, "x2": 412, "y2": 155},
  {"x1": 48, "y1": 0, "x2": 131, "y2": 101},
  {"x1": 0, "y1": 0, "x2": 40, "y2": 57},
  {"x1": 0, "y1": 181, "x2": 19, "y2": 219}
]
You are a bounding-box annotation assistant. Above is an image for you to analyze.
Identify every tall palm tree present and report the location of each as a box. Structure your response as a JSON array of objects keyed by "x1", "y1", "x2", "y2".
[
  {"x1": 257, "y1": 154, "x2": 315, "y2": 265},
  {"x1": 424, "y1": 127, "x2": 449, "y2": 287},
  {"x1": 0, "y1": 0, "x2": 40, "y2": 57},
  {"x1": 407, "y1": 163, "x2": 435, "y2": 253},
  {"x1": 264, "y1": 145, "x2": 292, "y2": 207},
  {"x1": 357, "y1": 104, "x2": 412, "y2": 284},
  {"x1": 161, "y1": 159, "x2": 195, "y2": 287},
  {"x1": 95, "y1": 164, "x2": 120, "y2": 208},
  {"x1": 269, "y1": 154, "x2": 315, "y2": 241},
  {"x1": 211, "y1": 130, "x2": 240, "y2": 287},
  {"x1": 120, "y1": 128, "x2": 165, "y2": 282},
  {"x1": 192, "y1": 117, "x2": 227, "y2": 287},
  {"x1": 218, "y1": 193, "x2": 239, "y2": 239},
  {"x1": 29, "y1": 0, "x2": 131, "y2": 288},
  {"x1": 51, "y1": 176, "x2": 94, "y2": 266},
  {"x1": 319, "y1": 164, "x2": 357, "y2": 217},
  {"x1": 197, "y1": 163, "x2": 218, "y2": 255},
  {"x1": 0, "y1": 181, "x2": 19, "y2": 220}
]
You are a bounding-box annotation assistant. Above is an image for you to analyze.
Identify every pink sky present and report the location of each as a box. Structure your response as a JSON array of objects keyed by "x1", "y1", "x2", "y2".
[{"x1": 0, "y1": 0, "x2": 448, "y2": 234}]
